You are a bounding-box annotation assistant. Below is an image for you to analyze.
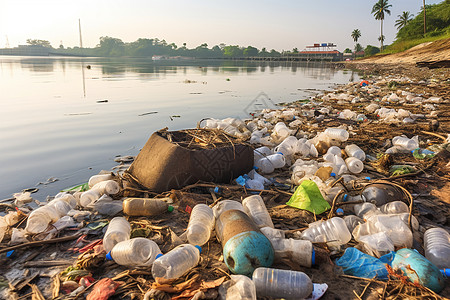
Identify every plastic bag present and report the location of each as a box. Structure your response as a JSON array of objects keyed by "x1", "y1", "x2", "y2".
[
  {"x1": 286, "y1": 180, "x2": 331, "y2": 214},
  {"x1": 335, "y1": 247, "x2": 394, "y2": 280}
]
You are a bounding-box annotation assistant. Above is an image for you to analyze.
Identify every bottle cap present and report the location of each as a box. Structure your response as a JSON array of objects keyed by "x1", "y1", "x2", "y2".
[
  {"x1": 155, "y1": 253, "x2": 163, "y2": 260},
  {"x1": 336, "y1": 208, "x2": 344, "y2": 215},
  {"x1": 253, "y1": 166, "x2": 258, "y2": 170},
  {"x1": 343, "y1": 194, "x2": 348, "y2": 202},
  {"x1": 277, "y1": 152, "x2": 284, "y2": 156},
  {"x1": 194, "y1": 245, "x2": 202, "y2": 253},
  {"x1": 168, "y1": 205, "x2": 174, "y2": 212},
  {"x1": 6, "y1": 250, "x2": 14, "y2": 258},
  {"x1": 364, "y1": 177, "x2": 371, "y2": 180},
  {"x1": 330, "y1": 173, "x2": 336, "y2": 177},
  {"x1": 105, "y1": 251, "x2": 113, "y2": 261},
  {"x1": 214, "y1": 186, "x2": 220, "y2": 193},
  {"x1": 311, "y1": 248, "x2": 315, "y2": 266},
  {"x1": 441, "y1": 269, "x2": 450, "y2": 277}
]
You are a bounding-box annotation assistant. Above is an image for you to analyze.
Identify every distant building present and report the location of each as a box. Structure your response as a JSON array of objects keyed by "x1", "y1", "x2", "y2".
[{"x1": 0, "y1": 45, "x2": 51, "y2": 56}]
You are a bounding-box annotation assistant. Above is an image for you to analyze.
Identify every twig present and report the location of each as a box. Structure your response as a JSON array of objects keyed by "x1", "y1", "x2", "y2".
[
  {"x1": 421, "y1": 130, "x2": 447, "y2": 141},
  {"x1": 352, "y1": 290, "x2": 363, "y2": 300},
  {"x1": 0, "y1": 233, "x2": 82, "y2": 254},
  {"x1": 327, "y1": 189, "x2": 345, "y2": 219}
]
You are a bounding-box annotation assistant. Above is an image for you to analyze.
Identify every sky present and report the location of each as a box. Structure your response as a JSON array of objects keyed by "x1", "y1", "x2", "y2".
[{"x1": 0, "y1": 0, "x2": 443, "y2": 52}]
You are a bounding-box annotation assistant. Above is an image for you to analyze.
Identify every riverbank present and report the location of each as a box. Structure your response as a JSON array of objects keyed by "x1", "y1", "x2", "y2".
[{"x1": 1, "y1": 61, "x2": 449, "y2": 299}]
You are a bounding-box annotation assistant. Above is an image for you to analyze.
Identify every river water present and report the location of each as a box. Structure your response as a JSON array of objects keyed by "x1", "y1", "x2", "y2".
[{"x1": 0, "y1": 56, "x2": 357, "y2": 200}]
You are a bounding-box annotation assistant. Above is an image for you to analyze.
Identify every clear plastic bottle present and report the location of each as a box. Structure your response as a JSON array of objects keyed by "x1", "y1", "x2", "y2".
[
  {"x1": 326, "y1": 146, "x2": 342, "y2": 157},
  {"x1": 271, "y1": 238, "x2": 314, "y2": 267},
  {"x1": 344, "y1": 215, "x2": 364, "y2": 232},
  {"x1": 186, "y1": 204, "x2": 215, "y2": 246},
  {"x1": 242, "y1": 195, "x2": 274, "y2": 228},
  {"x1": 47, "y1": 199, "x2": 73, "y2": 217},
  {"x1": 301, "y1": 217, "x2": 351, "y2": 248},
  {"x1": 219, "y1": 274, "x2": 256, "y2": 300},
  {"x1": 345, "y1": 157, "x2": 364, "y2": 174},
  {"x1": 379, "y1": 201, "x2": 409, "y2": 214},
  {"x1": 324, "y1": 128, "x2": 349, "y2": 141},
  {"x1": 275, "y1": 136, "x2": 298, "y2": 156},
  {"x1": 122, "y1": 198, "x2": 173, "y2": 216},
  {"x1": 424, "y1": 228, "x2": 450, "y2": 269},
  {"x1": 359, "y1": 184, "x2": 405, "y2": 206},
  {"x1": 151, "y1": 244, "x2": 201, "y2": 280},
  {"x1": 88, "y1": 173, "x2": 113, "y2": 188},
  {"x1": 266, "y1": 153, "x2": 286, "y2": 168},
  {"x1": 103, "y1": 217, "x2": 131, "y2": 253},
  {"x1": 253, "y1": 146, "x2": 272, "y2": 162},
  {"x1": 252, "y1": 267, "x2": 313, "y2": 300},
  {"x1": 80, "y1": 190, "x2": 101, "y2": 207},
  {"x1": 91, "y1": 180, "x2": 120, "y2": 195},
  {"x1": 213, "y1": 200, "x2": 245, "y2": 219},
  {"x1": 254, "y1": 157, "x2": 275, "y2": 174},
  {"x1": 345, "y1": 144, "x2": 366, "y2": 161},
  {"x1": 354, "y1": 202, "x2": 379, "y2": 219},
  {"x1": 273, "y1": 122, "x2": 291, "y2": 138},
  {"x1": 392, "y1": 136, "x2": 419, "y2": 151},
  {"x1": 25, "y1": 206, "x2": 61, "y2": 234},
  {"x1": 106, "y1": 237, "x2": 161, "y2": 267}
]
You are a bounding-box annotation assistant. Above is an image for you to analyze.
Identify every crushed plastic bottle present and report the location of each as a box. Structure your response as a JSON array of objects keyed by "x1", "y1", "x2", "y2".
[
  {"x1": 219, "y1": 275, "x2": 256, "y2": 300},
  {"x1": 379, "y1": 201, "x2": 409, "y2": 214},
  {"x1": 242, "y1": 195, "x2": 274, "y2": 229},
  {"x1": 252, "y1": 267, "x2": 313, "y2": 300},
  {"x1": 103, "y1": 217, "x2": 131, "y2": 253},
  {"x1": 152, "y1": 244, "x2": 202, "y2": 280},
  {"x1": 301, "y1": 217, "x2": 351, "y2": 248}
]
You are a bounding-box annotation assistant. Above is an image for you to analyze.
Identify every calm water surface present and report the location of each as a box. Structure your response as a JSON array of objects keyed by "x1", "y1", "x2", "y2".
[{"x1": 0, "y1": 56, "x2": 357, "y2": 200}]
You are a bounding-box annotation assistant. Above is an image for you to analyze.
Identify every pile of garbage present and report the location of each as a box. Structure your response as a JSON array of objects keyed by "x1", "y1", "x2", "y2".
[{"x1": 1, "y1": 75, "x2": 449, "y2": 300}]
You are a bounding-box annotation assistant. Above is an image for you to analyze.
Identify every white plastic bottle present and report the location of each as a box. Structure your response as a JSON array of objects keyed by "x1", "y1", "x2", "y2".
[
  {"x1": 273, "y1": 122, "x2": 291, "y2": 139},
  {"x1": 326, "y1": 146, "x2": 342, "y2": 157},
  {"x1": 392, "y1": 136, "x2": 419, "y2": 151},
  {"x1": 379, "y1": 201, "x2": 409, "y2": 214},
  {"x1": 252, "y1": 267, "x2": 313, "y2": 300},
  {"x1": 275, "y1": 136, "x2": 297, "y2": 156},
  {"x1": 213, "y1": 200, "x2": 245, "y2": 219},
  {"x1": 47, "y1": 199, "x2": 73, "y2": 217},
  {"x1": 152, "y1": 244, "x2": 202, "y2": 280},
  {"x1": 106, "y1": 238, "x2": 161, "y2": 267},
  {"x1": 25, "y1": 206, "x2": 61, "y2": 234},
  {"x1": 242, "y1": 195, "x2": 274, "y2": 228},
  {"x1": 301, "y1": 217, "x2": 351, "y2": 247},
  {"x1": 345, "y1": 144, "x2": 366, "y2": 161},
  {"x1": 103, "y1": 217, "x2": 131, "y2": 253},
  {"x1": 91, "y1": 180, "x2": 120, "y2": 195},
  {"x1": 424, "y1": 228, "x2": 450, "y2": 269},
  {"x1": 324, "y1": 128, "x2": 349, "y2": 141},
  {"x1": 266, "y1": 153, "x2": 286, "y2": 168},
  {"x1": 219, "y1": 274, "x2": 256, "y2": 300},
  {"x1": 186, "y1": 204, "x2": 215, "y2": 246},
  {"x1": 88, "y1": 173, "x2": 113, "y2": 188},
  {"x1": 80, "y1": 190, "x2": 101, "y2": 207},
  {"x1": 345, "y1": 157, "x2": 364, "y2": 174}
]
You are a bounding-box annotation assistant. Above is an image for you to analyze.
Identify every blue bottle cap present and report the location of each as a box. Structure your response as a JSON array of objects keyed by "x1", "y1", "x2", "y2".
[
  {"x1": 311, "y1": 248, "x2": 315, "y2": 266},
  {"x1": 253, "y1": 166, "x2": 258, "y2": 170},
  {"x1": 441, "y1": 269, "x2": 450, "y2": 277},
  {"x1": 330, "y1": 172, "x2": 336, "y2": 177},
  {"x1": 214, "y1": 187, "x2": 220, "y2": 193},
  {"x1": 105, "y1": 251, "x2": 113, "y2": 261},
  {"x1": 6, "y1": 250, "x2": 14, "y2": 258},
  {"x1": 277, "y1": 152, "x2": 284, "y2": 156},
  {"x1": 155, "y1": 253, "x2": 163, "y2": 260},
  {"x1": 343, "y1": 194, "x2": 348, "y2": 202},
  {"x1": 365, "y1": 177, "x2": 371, "y2": 180},
  {"x1": 336, "y1": 208, "x2": 344, "y2": 215},
  {"x1": 194, "y1": 245, "x2": 202, "y2": 253}
]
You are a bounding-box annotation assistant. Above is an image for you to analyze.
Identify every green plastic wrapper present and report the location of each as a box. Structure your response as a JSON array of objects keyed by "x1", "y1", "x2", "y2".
[{"x1": 286, "y1": 180, "x2": 331, "y2": 214}]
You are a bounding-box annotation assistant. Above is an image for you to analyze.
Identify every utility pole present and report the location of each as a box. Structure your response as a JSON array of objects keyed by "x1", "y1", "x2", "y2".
[
  {"x1": 5, "y1": 35, "x2": 10, "y2": 48},
  {"x1": 78, "y1": 19, "x2": 83, "y2": 48}
]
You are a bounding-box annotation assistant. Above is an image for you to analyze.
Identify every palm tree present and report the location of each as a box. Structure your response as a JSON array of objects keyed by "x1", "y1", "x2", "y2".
[
  {"x1": 351, "y1": 29, "x2": 361, "y2": 43},
  {"x1": 378, "y1": 35, "x2": 385, "y2": 44},
  {"x1": 372, "y1": 0, "x2": 392, "y2": 51},
  {"x1": 395, "y1": 11, "x2": 414, "y2": 30}
]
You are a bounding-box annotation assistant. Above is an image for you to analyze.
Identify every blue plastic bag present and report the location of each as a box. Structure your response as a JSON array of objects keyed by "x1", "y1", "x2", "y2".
[{"x1": 335, "y1": 247, "x2": 394, "y2": 280}]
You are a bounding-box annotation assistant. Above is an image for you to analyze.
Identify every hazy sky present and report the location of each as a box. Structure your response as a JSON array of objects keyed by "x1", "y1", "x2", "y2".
[{"x1": 0, "y1": 0, "x2": 442, "y2": 51}]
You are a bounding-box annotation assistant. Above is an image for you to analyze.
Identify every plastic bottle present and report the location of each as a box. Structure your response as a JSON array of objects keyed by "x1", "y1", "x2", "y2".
[
  {"x1": 273, "y1": 122, "x2": 291, "y2": 138},
  {"x1": 212, "y1": 200, "x2": 245, "y2": 219},
  {"x1": 353, "y1": 202, "x2": 379, "y2": 219},
  {"x1": 253, "y1": 146, "x2": 272, "y2": 161},
  {"x1": 254, "y1": 157, "x2": 275, "y2": 174},
  {"x1": 271, "y1": 238, "x2": 314, "y2": 267},
  {"x1": 326, "y1": 146, "x2": 342, "y2": 157},
  {"x1": 345, "y1": 144, "x2": 366, "y2": 161},
  {"x1": 88, "y1": 173, "x2": 113, "y2": 188},
  {"x1": 252, "y1": 267, "x2": 313, "y2": 300},
  {"x1": 424, "y1": 228, "x2": 450, "y2": 269},
  {"x1": 242, "y1": 195, "x2": 274, "y2": 229},
  {"x1": 103, "y1": 217, "x2": 131, "y2": 253},
  {"x1": 324, "y1": 128, "x2": 349, "y2": 141},
  {"x1": 47, "y1": 199, "x2": 73, "y2": 217},
  {"x1": 266, "y1": 153, "x2": 286, "y2": 168},
  {"x1": 122, "y1": 198, "x2": 173, "y2": 216},
  {"x1": 274, "y1": 136, "x2": 297, "y2": 156},
  {"x1": 301, "y1": 217, "x2": 351, "y2": 248},
  {"x1": 344, "y1": 215, "x2": 364, "y2": 233},
  {"x1": 379, "y1": 201, "x2": 409, "y2": 214},
  {"x1": 392, "y1": 136, "x2": 419, "y2": 151},
  {"x1": 106, "y1": 238, "x2": 161, "y2": 267},
  {"x1": 25, "y1": 206, "x2": 61, "y2": 234},
  {"x1": 346, "y1": 157, "x2": 364, "y2": 174},
  {"x1": 79, "y1": 190, "x2": 101, "y2": 207},
  {"x1": 351, "y1": 184, "x2": 405, "y2": 206},
  {"x1": 219, "y1": 274, "x2": 256, "y2": 300},
  {"x1": 186, "y1": 204, "x2": 215, "y2": 246},
  {"x1": 151, "y1": 244, "x2": 202, "y2": 280},
  {"x1": 91, "y1": 180, "x2": 120, "y2": 195}
]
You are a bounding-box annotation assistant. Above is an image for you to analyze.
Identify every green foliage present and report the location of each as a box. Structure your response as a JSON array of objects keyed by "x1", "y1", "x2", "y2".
[
  {"x1": 344, "y1": 48, "x2": 352, "y2": 53},
  {"x1": 396, "y1": 1, "x2": 450, "y2": 40},
  {"x1": 351, "y1": 29, "x2": 361, "y2": 43},
  {"x1": 223, "y1": 45, "x2": 243, "y2": 57},
  {"x1": 372, "y1": 0, "x2": 392, "y2": 21},
  {"x1": 365, "y1": 45, "x2": 380, "y2": 56},
  {"x1": 243, "y1": 46, "x2": 259, "y2": 57},
  {"x1": 395, "y1": 11, "x2": 414, "y2": 30},
  {"x1": 26, "y1": 39, "x2": 52, "y2": 48},
  {"x1": 355, "y1": 43, "x2": 363, "y2": 53}
]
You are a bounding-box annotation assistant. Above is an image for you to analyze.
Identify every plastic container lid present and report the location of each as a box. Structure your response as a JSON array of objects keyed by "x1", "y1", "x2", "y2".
[
  {"x1": 168, "y1": 205, "x2": 174, "y2": 212},
  {"x1": 195, "y1": 245, "x2": 202, "y2": 253},
  {"x1": 105, "y1": 251, "x2": 113, "y2": 261}
]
